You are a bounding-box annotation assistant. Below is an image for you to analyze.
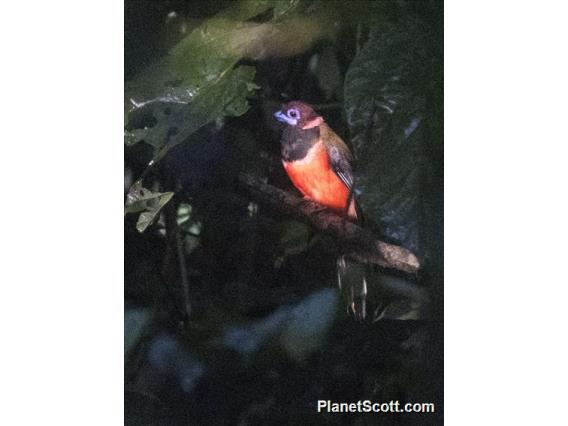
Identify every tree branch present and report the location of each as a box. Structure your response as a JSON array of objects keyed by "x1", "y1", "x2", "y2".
[{"x1": 238, "y1": 173, "x2": 420, "y2": 274}]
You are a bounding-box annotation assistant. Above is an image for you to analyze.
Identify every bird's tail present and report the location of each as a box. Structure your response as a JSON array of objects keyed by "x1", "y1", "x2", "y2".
[{"x1": 337, "y1": 255, "x2": 368, "y2": 321}]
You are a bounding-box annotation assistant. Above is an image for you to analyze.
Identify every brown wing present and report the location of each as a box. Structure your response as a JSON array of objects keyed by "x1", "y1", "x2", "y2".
[
  {"x1": 320, "y1": 123, "x2": 359, "y2": 220},
  {"x1": 320, "y1": 123, "x2": 355, "y2": 192}
]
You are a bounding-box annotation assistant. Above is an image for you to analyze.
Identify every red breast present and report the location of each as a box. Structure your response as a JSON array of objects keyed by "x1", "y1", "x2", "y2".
[{"x1": 283, "y1": 141, "x2": 350, "y2": 212}]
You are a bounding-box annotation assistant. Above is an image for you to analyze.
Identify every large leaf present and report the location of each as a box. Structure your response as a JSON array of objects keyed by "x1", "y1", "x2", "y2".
[
  {"x1": 124, "y1": 0, "x2": 333, "y2": 162},
  {"x1": 124, "y1": 0, "x2": 297, "y2": 111},
  {"x1": 344, "y1": 19, "x2": 435, "y2": 255},
  {"x1": 168, "y1": 0, "x2": 308, "y2": 90},
  {"x1": 126, "y1": 65, "x2": 258, "y2": 159}
]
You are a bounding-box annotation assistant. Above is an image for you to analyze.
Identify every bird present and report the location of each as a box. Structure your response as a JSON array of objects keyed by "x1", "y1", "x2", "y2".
[{"x1": 274, "y1": 101, "x2": 368, "y2": 319}]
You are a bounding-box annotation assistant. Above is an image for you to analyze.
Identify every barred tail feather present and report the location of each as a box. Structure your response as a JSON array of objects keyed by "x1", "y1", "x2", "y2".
[{"x1": 337, "y1": 255, "x2": 368, "y2": 321}]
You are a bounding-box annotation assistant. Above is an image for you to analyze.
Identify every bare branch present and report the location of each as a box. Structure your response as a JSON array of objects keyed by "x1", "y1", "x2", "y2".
[{"x1": 238, "y1": 173, "x2": 420, "y2": 274}]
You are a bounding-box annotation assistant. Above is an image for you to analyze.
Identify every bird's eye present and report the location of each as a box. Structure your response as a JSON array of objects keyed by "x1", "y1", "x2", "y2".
[{"x1": 288, "y1": 109, "x2": 299, "y2": 119}]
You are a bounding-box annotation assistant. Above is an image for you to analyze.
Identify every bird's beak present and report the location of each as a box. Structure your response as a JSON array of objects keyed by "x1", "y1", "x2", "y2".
[{"x1": 273, "y1": 110, "x2": 296, "y2": 125}]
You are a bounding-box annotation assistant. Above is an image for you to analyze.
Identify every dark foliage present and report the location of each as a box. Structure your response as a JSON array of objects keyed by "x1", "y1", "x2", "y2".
[{"x1": 125, "y1": 1, "x2": 443, "y2": 424}]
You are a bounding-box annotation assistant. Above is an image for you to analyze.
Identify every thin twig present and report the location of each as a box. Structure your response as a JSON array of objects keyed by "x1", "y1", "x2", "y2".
[{"x1": 176, "y1": 228, "x2": 191, "y2": 318}]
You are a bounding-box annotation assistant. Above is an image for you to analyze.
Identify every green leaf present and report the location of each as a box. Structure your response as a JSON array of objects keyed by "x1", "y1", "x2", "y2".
[
  {"x1": 128, "y1": 65, "x2": 257, "y2": 155},
  {"x1": 125, "y1": 181, "x2": 174, "y2": 232},
  {"x1": 124, "y1": 1, "x2": 285, "y2": 113},
  {"x1": 176, "y1": 203, "x2": 192, "y2": 226},
  {"x1": 125, "y1": 0, "x2": 335, "y2": 161},
  {"x1": 125, "y1": 0, "x2": 304, "y2": 121},
  {"x1": 344, "y1": 19, "x2": 434, "y2": 253}
]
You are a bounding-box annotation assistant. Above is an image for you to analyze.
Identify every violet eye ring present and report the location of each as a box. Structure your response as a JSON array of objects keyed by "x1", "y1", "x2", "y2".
[{"x1": 287, "y1": 109, "x2": 299, "y2": 119}]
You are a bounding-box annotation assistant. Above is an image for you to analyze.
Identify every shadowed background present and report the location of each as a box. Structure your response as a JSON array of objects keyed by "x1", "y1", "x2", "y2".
[{"x1": 125, "y1": 1, "x2": 443, "y2": 424}]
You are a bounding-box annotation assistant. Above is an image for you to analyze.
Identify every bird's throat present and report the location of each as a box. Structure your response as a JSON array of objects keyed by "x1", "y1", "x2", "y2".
[{"x1": 281, "y1": 126, "x2": 319, "y2": 162}]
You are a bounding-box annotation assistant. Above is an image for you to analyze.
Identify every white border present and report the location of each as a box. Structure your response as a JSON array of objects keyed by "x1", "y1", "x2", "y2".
[
  {"x1": 446, "y1": 0, "x2": 568, "y2": 424},
  {"x1": 1, "y1": 0, "x2": 568, "y2": 424}
]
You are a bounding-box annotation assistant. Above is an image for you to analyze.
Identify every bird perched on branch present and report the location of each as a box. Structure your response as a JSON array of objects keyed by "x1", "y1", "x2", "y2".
[{"x1": 274, "y1": 101, "x2": 368, "y2": 319}]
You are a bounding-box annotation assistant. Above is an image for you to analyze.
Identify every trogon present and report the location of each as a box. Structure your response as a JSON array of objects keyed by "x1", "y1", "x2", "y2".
[{"x1": 274, "y1": 101, "x2": 368, "y2": 319}]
